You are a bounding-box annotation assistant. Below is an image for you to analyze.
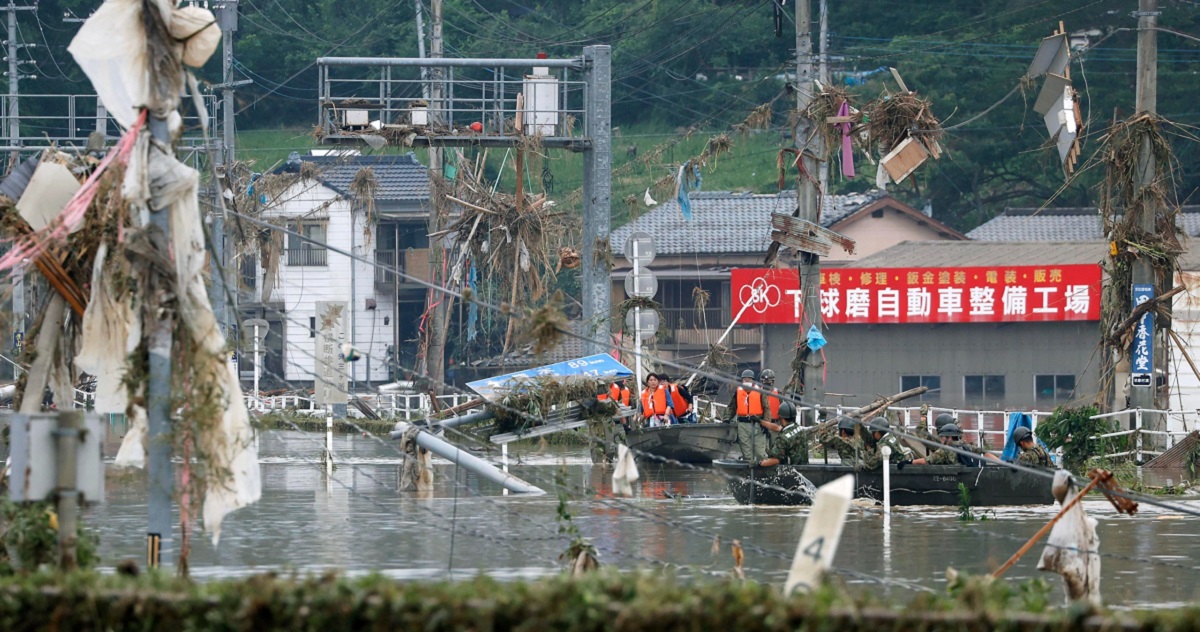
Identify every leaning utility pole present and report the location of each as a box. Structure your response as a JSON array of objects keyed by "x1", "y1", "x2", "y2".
[
  {"x1": 425, "y1": 0, "x2": 448, "y2": 394},
  {"x1": 1131, "y1": 0, "x2": 1161, "y2": 440},
  {"x1": 211, "y1": 0, "x2": 244, "y2": 339},
  {"x1": 795, "y1": 0, "x2": 825, "y2": 422}
]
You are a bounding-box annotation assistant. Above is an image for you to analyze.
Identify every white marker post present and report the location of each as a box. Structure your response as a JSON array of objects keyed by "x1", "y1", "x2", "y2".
[
  {"x1": 325, "y1": 405, "x2": 334, "y2": 477},
  {"x1": 881, "y1": 446, "x2": 892, "y2": 514},
  {"x1": 785, "y1": 474, "x2": 854, "y2": 595}
]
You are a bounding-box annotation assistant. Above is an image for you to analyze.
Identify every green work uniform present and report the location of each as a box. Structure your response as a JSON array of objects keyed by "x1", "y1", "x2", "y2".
[
  {"x1": 862, "y1": 432, "x2": 914, "y2": 470},
  {"x1": 767, "y1": 423, "x2": 809, "y2": 465},
  {"x1": 726, "y1": 389, "x2": 769, "y2": 462},
  {"x1": 1017, "y1": 444, "x2": 1052, "y2": 468},
  {"x1": 822, "y1": 434, "x2": 862, "y2": 467},
  {"x1": 927, "y1": 439, "x2": 986, "y2": 466}
]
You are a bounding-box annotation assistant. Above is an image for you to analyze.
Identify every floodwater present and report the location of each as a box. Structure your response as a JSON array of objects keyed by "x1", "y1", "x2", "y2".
[{"x1": 68, "y1": 426, "x2": 1200, "y2": 609}]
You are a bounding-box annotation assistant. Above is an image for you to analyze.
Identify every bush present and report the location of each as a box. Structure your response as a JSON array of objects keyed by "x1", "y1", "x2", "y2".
[{"x1": 1036, "y1": 405, "x2": 1129, "y2": 471}]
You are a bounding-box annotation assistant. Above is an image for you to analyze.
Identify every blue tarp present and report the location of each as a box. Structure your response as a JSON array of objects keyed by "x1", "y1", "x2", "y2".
[
  {"x1": 1002, "y1": 412, "x2": 1055, "y2": 464},
  {"x1": 466, "y1": 354, "x2": 633, "y2": 401}
]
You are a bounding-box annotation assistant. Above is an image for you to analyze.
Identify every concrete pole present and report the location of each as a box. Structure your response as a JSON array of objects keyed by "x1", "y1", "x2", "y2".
[
  {"x1": 795, "y1": 0, "x2": 825, "y2": 424},
  {"x1": 413, "y1": 0, "x2": 428, "y2": 99},
  {"x1": 146, "y1": 109, "x2": 176, "y2": 569},
  {"x1": 1132, "y1": 0, "x2": 1161, "y2": 446},
  {"x1": 581, "y1": 45, "x2": 612, "y2": 356},
  {"x1": 212, "y1": 1, "x2": 237, "y2": 341},
  {"x1": 253, "y1": 323, "x2": 261, "y2": 399},
  {"x1": 55, "y1": 410, "x2": 82, "y2": 570},
  {"x1": 817, "y1": 0, "x2": 830, "y2": 202},
  {"x1": 425, "y1": 0, "x2": 447, "y2": 394}
]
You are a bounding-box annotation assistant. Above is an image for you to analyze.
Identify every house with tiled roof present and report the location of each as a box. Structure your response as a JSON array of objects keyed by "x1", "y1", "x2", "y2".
[
  {"x1": 240, "y1": 152, "x2": 433, "y2": 388},
  {"x1": 609, "y1": 190, "x2": 967, "y2": 375},
  {"x1": 968, "y1": 206, "x2": 1200, "y2": 241}
]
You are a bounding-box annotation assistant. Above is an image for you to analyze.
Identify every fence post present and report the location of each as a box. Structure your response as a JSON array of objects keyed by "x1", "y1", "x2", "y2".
[
  {"x1": 881, "y1": 446, "x2": 892, "y2": 515},
  {"x1": 55, "y1": 410, "x2": 83, "y2": 570},
  {"x1": 978, "y1": 411, "x2": 986, "y2": 449},
  {"x1": 1135, "y1": 408, "x2": 1144, "y2": 462},
  {"x1": 902, "y1": 408, "x2": 910, "y2": 430}
]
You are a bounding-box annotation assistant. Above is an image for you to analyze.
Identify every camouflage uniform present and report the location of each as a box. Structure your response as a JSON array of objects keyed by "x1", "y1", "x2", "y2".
[
  {"x1": 767, "y1": 422, "x2": 809, "y2": 465},
  {"x1": 862, "y1": 432, "x2": 915, "y2": 470},
  {"x1": 1017, "y1": 444, "x2": 1052, "y2": 468},
  {"x1": 926, "y1": 439, "x2": 986, "y2": 466}
]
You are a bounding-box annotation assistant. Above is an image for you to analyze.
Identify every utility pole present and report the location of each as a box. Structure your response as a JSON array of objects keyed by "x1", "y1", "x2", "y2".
[
  {"x1": 1131, "y1": 0, "x2": 1161, "y2": 442},
  {"x1": 581, "y1": 45, "x2": 612, "y2": 356},
  {"x1": 211, "y1": 0, "x2": 244, "y2": 342},
  {"x1": 816, "y1": 0, "x2": 830, "y2": 225},
  {"x1": 4, "y1": 2, "x2": 35, "y2": 158},
  {"x1": 425, "y1": 0, "x2": 447, "y2": 394},
  {"x1": 413, "y1": 0, "x2": 428, "y2": 99},
  {"x1": 795, "y1": 0, "x2": 825, "y2": 423}
]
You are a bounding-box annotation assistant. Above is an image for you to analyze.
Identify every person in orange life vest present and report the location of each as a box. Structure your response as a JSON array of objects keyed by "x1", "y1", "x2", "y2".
[
  {"x1": 610, "y1": 380, "x2": 631, "y2": 407},
  {"x1": 640, "y1": 374, "x2": 671, "y2": 427},
  {"x1": 760, "y1": 369, "x2": 782, "y2": 421},
  {"x1": 723, "y1": 369, "x2": 770, "y2": 462},
  {"x1": 658, "y1": 373, "x2": 696, "y2": 424}
]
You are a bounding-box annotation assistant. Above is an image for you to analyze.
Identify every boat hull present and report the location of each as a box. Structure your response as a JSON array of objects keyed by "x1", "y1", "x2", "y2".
[
  {"x1": 713, "y1": 460, "x2": 1056, "y2": 506},
  {"x1": 626, "y1": 423, "x2": 738, "y2": 464}
]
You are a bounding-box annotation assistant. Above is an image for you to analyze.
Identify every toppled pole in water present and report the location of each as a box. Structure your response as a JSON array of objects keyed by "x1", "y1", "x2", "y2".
[{"x1": 391, "y1": 421, "x2": 544, "y2": 495}]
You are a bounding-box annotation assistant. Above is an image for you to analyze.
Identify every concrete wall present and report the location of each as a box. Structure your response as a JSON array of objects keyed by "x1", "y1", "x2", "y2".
[
  {"x1": 829, "y1": 208, "x2": 959, "y2": 262},
  {"x1": 263, "y1": 181, "x2": 393, "y2": 384},
  {"x1": 763, "y1": 321, "x2": 1100, "y2": 411}
]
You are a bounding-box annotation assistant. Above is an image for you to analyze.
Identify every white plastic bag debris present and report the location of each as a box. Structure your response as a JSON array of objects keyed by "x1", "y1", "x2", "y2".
[
  {"x1": 68, "y1": 0, "x2": 153, "y2": 129},
  {"x1": 114, "y1": 404, "x2": 148, "y2": 468},
  {"x1": 1038, "y1": 471, "x2": 1101, "y2": 606},
  {"x1": 76, "y1": 243, "x2": 142, "y2": 415},
  {"x1": 168, "y1": 160, "x2": 261, "y2": 544},
  {"x1": 612, "y1": 444, "x2": 639, "y2": 497},
  {"x1": 17, "y1": 160, "x2": 82, "y2": 232},
  {"x1": 170, "y1": 5, "x2": 220, "y2": 68}
]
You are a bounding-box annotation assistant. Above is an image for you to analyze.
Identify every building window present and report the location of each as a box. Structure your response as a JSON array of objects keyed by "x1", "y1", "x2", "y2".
[
  {"x1": 1035, "y1": 374, "x2": 1076, "y2": 404},
  {"x1": 287, "y1": 221, "x2": 328, "y2": 266},
  {"x1": 900, "y1": 375, "x2": 941, "y2": 401},
  {"x1": 309, "y1": 316, "x2": 316, "y2": 338},
  {"x1": 964, "y1": 375, "x2": 1005, "y2": 402}
]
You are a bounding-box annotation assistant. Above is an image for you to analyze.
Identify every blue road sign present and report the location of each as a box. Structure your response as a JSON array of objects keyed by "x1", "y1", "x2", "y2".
[{"x1": 467, "y1": 354, "x2": 633, "y2": 401}]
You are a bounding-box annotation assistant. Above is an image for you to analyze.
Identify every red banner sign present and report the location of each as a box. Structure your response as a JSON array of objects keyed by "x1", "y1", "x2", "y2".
[{"x1": 731, "y1": 265, "x2": 1101, "y2": 325}]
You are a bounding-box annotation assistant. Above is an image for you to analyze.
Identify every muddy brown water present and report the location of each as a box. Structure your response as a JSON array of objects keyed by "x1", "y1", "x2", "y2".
[{"x1": 24, "y1": 426, "x2": 1200, "y2": 608}]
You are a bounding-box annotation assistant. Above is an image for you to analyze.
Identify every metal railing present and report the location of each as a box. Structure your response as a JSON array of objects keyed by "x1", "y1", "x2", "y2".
[
  {"x1": 658, "y1": 306, "x2": 731, "y2": 330},
  {"x1": 1, "y1": 93, "x2": 215, "y2": 147},
  {"x1": 374, "y1": 249, "x2": 403, "y2": 285},
  {"x1": 316, "y1": 57, "x2": 589, "y2": 146},
  {"x1": 1088, "y1": 408, "x2": 1197, "y2": 462},
  {"x1": 245, "y1": 391, "x2": 480, "y2": 420},
  {"x1": 286, "y1": 247, "x2": 328, "y2": 267}
]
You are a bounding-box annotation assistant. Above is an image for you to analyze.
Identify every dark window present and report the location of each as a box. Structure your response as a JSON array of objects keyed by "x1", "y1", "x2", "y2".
[
  {"x1": 900, "y1": 375, "x2": 941, "y2": 401},
  {"x1": 964, "y1": 375, "x2": 1005, "y2": 402},
  {"x1": 309, "y1": 316, "x2": 316, "y2": 338},
  {"x1": 1035, "y1": 375, "x2": 1076, "y2": 404},
  {"x1": 286, "y1": 221, "x2": 328, "y2": 266}
]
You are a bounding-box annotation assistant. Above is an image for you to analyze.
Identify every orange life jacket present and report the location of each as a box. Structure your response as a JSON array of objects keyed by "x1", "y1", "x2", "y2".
[
  {"x1": 668, "y1": 385, "x2": 689, "y2": 417},
  {"x1": 767, "y1": 388, "x2": 781, "y2": 420},
  {"x1": 641, "y1": 386, "x2": 668, "y2": 417},
  {"x1": 610, "y1": 383, "x2": 630, "y2": 406},
  {"x1": 736, "y1": 386, "x2": 765, "y2": 417}
]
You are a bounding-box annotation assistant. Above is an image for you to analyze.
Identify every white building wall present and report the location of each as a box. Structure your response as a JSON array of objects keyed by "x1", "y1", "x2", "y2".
[
  {"x1": 1169, "y1": 271, "x2": 1200, "y2": 431},
  {"x1": 265, "y1": 181, "x2": 394, "y2": 387}
]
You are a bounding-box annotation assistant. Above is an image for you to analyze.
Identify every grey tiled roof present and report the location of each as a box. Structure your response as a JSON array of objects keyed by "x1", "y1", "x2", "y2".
[
  {"x1": 968, "y1": 206, "x2": 1200, "y2": 241},
  {"x1": 280, "y1": 152, "x2": 430, "y2": 202},
  {"x1": 855, "y1": 240, "x2": 1108, "y2": 268},
  {"x1": 609, "y1": 189, "x2": 888, "y2": 256}
]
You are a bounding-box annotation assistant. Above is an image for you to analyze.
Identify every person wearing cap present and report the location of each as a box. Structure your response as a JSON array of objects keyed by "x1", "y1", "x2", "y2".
[
  {"x1": 820, "y1": 416, "x2": 863, "y2": 467},
  {"x1": 919, "y1": 415, "x2": 1000, "y2": 466},
  {"x1": 758, "y1": 401, "x2": 808, "y2": 466},
  {"x1": 1013, "y1": 426, "x2": 1052, "y2": 468},
  {"x1": 724, "y1": 369, "x2": 770, "y2": 462},
  {"x1": 861, "y1": 417, "x2": 914, "y2": 470}
]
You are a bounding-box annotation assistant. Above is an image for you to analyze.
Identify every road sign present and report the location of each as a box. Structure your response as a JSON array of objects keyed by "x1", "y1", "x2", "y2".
[
  {"x1": 623, "y1": 231, "x2": 655, "y2": 265},
  {"x1": 466, "y1": 353, "x2": 633, "y2": 400},
  {"x1": 625, "y1": 309, "x2": 659, "y2": 337},
  {"x1": 624, "y1": 270, "x2": 658, "y2": 298}
]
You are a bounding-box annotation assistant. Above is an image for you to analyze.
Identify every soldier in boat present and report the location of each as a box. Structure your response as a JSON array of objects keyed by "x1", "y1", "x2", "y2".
[
  {"x1": 820, "y1": 416, "x2": 864, "y2": 467},
  {"x1": 723, "y1": 370, "x2": 770, "y2": 462},
  {"x1": 758, "y1": 400, "x2": 808, "y2": 466},
  {"x1": 861, "y1": 417, "x2": 914, "y2": 469},
  {"x1": 913, "y1": 416, "x2": 1001, "y2": 466},
  {"x1": 1013, "y1": 426, "x2": 1052, "y2": 468}
]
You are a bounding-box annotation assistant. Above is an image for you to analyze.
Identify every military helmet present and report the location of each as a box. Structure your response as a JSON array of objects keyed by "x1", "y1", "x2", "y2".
[
  {"x1": 760, "y1": 369, "x2": 776, "y2": 382},
  {"x1": 777, "y1": 400, "x2": 797, "y2": 420},
  {"x1": 935, "y1": 413, "x2": 955, "y2": 427},
  {"x1": 937, "y1": 422, "x2": 963, "y2": 438},
  {"x1": 867, "y1": 417, "x2": 891, "y2": 433},
  {"x1": 740, "y1": 369, "x2": 755, "y2": 379},
  {"x1": 836, "y1": 416, "x2": 857, "y2": 432},
  {"x1": 1013, "y1": 426, "x2": 1034, "y2": 444}
]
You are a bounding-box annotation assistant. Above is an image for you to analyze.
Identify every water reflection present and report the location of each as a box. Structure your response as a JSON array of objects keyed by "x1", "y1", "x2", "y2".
[{"x1": 50, "y1": 428, "x2": 1200, "y2": 608}]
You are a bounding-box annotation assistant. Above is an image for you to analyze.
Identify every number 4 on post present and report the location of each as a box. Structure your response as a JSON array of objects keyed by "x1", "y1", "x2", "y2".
[{"x1": 784, "y1": 475, "x2": 854, "y2": 595}]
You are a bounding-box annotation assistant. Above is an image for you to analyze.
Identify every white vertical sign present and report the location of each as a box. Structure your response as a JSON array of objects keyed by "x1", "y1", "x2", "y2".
[
  {"x1": 785, "y1": 474, "x2": 854, "y2": 595},
  {"x1": 314, "y1": 301, "x2": 349, "y2": 405}
]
